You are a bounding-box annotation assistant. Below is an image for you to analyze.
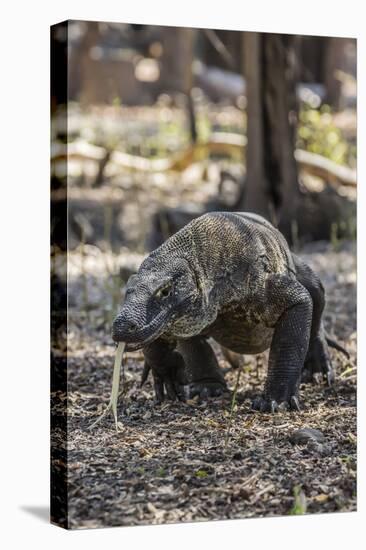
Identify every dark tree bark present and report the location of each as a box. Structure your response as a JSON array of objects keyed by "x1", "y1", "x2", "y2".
[
  {"x1": 159, "y1": 27, "x2": 197, "y2": 142},
  {"x1": 240, "y1": 33, "x2": 267, "y2": 218},
  {"x1": 324, "y1": 38, "x2": 344, "y2": 109},
  {"x1": 68, "y1": 22, "x2": 100, "y2": 102},
  {"x1": 240, "y1": 32, "x2": 300, "y2": 235},
  {"x1": 324, "y1": 37, "x2": 356, "y2": 110},
  {"x1": 159, "y1": 27, "x2": 195, "y2": 94}
]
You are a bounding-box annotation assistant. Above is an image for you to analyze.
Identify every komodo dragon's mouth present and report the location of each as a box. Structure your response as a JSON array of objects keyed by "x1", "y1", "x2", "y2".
[
  {"x1": 114, "y1": 309, "x2": 174, "y2": 351},
  {"x1": 124, "y1": 333, "x2": 160, "y2": 352}
]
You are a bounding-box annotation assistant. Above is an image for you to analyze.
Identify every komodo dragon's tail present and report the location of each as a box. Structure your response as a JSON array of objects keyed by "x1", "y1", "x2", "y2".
[{"x1": 325, "y1": 335, "x2": 350, "y2": 359}]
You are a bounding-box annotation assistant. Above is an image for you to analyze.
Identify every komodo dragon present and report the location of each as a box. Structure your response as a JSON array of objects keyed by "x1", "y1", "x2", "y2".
[{"x1": 112, "y1": 212, "x2": 348, "y2": 412}]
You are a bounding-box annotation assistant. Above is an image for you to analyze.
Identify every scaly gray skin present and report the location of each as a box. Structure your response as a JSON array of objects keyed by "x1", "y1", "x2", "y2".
[{"x1": 112, "y1": 212, "x2": 340, "y2": 412}]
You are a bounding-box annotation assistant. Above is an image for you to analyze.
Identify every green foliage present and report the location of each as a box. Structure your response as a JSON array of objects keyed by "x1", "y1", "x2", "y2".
[
  {"x1": 289, "y1": 485, "x2": 307, "y2": 515},
  {"x1": 195, "y1": 469, "x2": 209, "y2": 479},
  {"x1": 330, "y1": 222, "x2": 341, "y2": 252},
  {"x1": 224, "y1": 366, "x2": 241, "y2": 448},
  {"x1": 297, "y1": 104, "x2": 356, "y2": 167}
]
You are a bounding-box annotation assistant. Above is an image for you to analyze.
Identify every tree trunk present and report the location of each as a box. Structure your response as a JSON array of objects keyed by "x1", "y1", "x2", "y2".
[
  {"x1": 324, "y1": 38, "x2": 343, "y2": 109},
  {"x1": 159, "y1": 27, "x2": 197, "y2": 142},
  {"x1": 241, "y1": 33, "x2": 269, "y2": 218},
  {"x1": 324, "y1": 37, "x2": 356, "y2": 110},
  {"x1": 240, "y1": 32, "x2": 299, "y2": 235}
]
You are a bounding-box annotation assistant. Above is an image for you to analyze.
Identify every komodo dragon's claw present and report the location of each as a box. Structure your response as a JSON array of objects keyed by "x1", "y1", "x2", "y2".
[
  {"x1": 302, "y1": 339, "x2": 335, "y2": 387},
  {"x1": 185, "y1": 381, "x2": 228, "y2": 400},
  {"x1": 252, "y1": 394, "x2": 301, "y2": 413}
]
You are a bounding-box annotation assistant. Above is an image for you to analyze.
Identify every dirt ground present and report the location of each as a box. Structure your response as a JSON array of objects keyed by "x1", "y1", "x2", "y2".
[{"x1": 52, "y1": 238, "x2": 356, "y2": 529}]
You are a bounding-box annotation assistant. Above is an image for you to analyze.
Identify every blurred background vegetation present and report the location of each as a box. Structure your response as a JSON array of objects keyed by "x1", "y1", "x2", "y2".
[{"x1": 51, "y1": 21, "x2": 356, "y2": 332}]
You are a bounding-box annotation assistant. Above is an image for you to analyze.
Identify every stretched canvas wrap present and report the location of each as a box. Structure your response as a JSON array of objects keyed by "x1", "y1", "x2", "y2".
[{"x1": 51, "y1": 20, "x2": 357, "y2": 529}]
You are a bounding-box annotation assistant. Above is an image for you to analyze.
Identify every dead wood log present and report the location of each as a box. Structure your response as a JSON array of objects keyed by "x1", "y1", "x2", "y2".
[
  {"x1": 51, "y1": 135, "x2": 356, "y2": 188},
  {"x1": 295, "y1": 149, "x2": 356, "y2": 188}
]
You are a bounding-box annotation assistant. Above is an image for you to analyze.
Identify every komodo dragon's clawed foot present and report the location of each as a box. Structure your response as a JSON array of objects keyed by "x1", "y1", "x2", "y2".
[
  {"x1": 153, "y1": 377, "x2": 227, "y2": 404},
  {"x1": 142, "y1": 337, "x2": 229, "y2": 404},
  {"x1": 184, "y1": 380, "x2": 228, "y2": 400},
  {"x1": 152, "y1": 370, "x2": 186, "y2": 404},
  {"x1": 252, "y1": 394, "x2": 301, "y2": 413},
  {"x1": 301, "y1": 337, "x2": 335, "y2": 386}
]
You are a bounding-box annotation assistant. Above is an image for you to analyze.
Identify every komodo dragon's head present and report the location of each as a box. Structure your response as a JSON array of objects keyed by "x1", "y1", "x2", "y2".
[{"x1": 112, "y1": 252, "x2": 214, "y2": 350}]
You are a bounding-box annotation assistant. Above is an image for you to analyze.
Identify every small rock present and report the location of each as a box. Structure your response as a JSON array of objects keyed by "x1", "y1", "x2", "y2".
[
  {"x1": 146, "y1": 502, "x2": 158, "y2": 514},
  {"x1": 290, "y1": 428, "x2": 325, "y2": 446},
  {"x1": 313, "y1": 493, "x2": 329, "y2": 503},
  {"x1": 307, "y1": 441, "x2": 332, "y2": 456},
  {"x1": 237, "y1": 487, "x2": 250, "y2": 500},
  {"x1": 232, "y1": 451, "x2": 243, "y2": 460}
]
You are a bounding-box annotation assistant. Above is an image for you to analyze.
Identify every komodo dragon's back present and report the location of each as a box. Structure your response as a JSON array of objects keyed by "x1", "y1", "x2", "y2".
[{"x1": 166, "y1": 211, "x2": 295, "y2": 278}]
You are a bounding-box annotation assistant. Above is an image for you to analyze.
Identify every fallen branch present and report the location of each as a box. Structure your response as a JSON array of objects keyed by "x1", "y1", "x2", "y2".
[
  {"x1": 51, "y1": 134, "x2": 246, "y2": 173},
  {"x1": 250, "y1": 483, "x2": 275, "y2": 504},
  {"x1": 52, "y1": 134, "x2": 356, "y2": 188},
  {"x1": 295, "y1": 149, "x2": 356, "y2": 188}
]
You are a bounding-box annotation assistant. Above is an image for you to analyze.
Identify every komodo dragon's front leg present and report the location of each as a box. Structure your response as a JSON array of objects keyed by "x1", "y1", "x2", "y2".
[
  {"x1": 253, "y1": 275, "x2": 313, "y2": 412},
  {"x1": 143, "y1": 336, "x2": 227, "y2": 403},
  {"x1": 142, "y1": 339, "x2": 186, "y2": 403}
]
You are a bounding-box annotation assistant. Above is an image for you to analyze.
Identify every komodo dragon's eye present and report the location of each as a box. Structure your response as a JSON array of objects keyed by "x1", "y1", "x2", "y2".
[{"x1": 155, "y1": 282, "x2": 173, "y2": 299}]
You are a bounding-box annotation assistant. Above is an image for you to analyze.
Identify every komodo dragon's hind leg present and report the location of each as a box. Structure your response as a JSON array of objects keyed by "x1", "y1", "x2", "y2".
[{"x1": 292, "y1": 254, "x2": 335, "y2": 385}]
